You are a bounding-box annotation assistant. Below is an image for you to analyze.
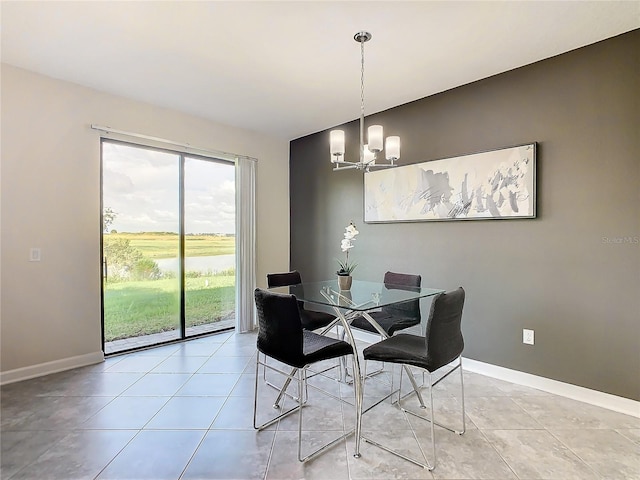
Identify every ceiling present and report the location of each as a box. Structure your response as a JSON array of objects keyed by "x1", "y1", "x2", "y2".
[{"x1": 2, "y1": 1, "x2": 638, "y2": 141}]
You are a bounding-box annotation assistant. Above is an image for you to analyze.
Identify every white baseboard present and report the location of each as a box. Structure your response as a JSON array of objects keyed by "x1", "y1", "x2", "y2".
[
  {"x1": 0, "y1": 351, "x2": 104, "y2": 385},
  {"x1": 3, "y1": 336, "x2": 638, "y2": 419},
  {"x1": 462, "y1": 357, "x2": 640, "y2": 418},
  {"x1": 351, "y1": 329, "x2": 639, "y2": 418}
]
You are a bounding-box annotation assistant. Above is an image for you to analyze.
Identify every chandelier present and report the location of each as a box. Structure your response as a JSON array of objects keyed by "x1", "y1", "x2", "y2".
[{"x1": 330, "y1": 31, "x2": 400, "y2": 172}]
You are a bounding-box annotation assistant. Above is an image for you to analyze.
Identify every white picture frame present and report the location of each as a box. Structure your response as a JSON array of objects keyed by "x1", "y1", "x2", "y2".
[{"x1": 364, "y1": 143, "x2": 536, "y2": 223}]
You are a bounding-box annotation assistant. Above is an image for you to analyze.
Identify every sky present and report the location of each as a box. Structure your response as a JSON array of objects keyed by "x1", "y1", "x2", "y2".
[{"x1": 102, "y1": 141, "x2": 235, "y2": 234}]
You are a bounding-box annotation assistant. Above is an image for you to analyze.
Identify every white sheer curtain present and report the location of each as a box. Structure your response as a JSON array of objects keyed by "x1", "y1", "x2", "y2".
[{"x1": 235, "y1": 156, "x2": 257, "y2": 332}]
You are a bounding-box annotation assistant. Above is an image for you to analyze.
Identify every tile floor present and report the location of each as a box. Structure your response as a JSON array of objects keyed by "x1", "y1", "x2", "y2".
[{"x1": 2, "y1": 330, "x2": 639, "y2": 480}]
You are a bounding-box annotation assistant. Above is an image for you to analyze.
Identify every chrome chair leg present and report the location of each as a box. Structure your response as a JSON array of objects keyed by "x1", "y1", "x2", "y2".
[
  {"x1": 262, "y1": 358, "x2": 303, "y2": 406},
  {"x1": 363, "y1": 358, "x2": 466, "y2": 470},
  {"x1": 254, "y1": 355, "x2": 302, "y2": 430},
  {"x1": 297, "y1": 368, "x2": 304, "y2": 462},
  {"x1": 458, "y1": 360, "x2": 466, "y2": 434},
  {"x1": 254, "y1": 350, "x2": 358, "y2": 462},
  {"x1": 297, "y1": 355, "x2": 358, "y2": 462},
  {"x1": 361, "y1": 364, "x2": 434, "y2": 470},
  {"x1": 400, "y1": 358, "x2": 466, "y2": 435}
]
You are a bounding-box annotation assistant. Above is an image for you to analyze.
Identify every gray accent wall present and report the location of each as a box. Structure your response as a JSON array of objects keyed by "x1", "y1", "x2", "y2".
[{"x1": 290, "y1": 30, "x2": 639, "y2": 401}]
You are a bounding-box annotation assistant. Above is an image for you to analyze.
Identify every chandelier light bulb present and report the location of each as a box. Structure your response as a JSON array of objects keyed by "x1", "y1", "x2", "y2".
[
  {"x1": 385, "y1": 136, "x2": 400, "y2": 161},
  {"x1": 367, "y1": 125, "x2": 383, "y2": 152},
  {"x1": 330, "y1": 130, "x2": 345, "y2": 159}
]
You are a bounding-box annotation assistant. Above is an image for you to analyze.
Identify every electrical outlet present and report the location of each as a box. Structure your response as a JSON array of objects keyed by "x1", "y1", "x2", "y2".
[
  {"x1": 523, "y1": 329, "x2": 534, "y2": 345},
  {"x1": 29, "y1": 248, "x2": 41, "y2": 262}
]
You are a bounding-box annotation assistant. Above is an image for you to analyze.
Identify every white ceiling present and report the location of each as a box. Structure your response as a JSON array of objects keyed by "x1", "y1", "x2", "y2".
[{"x1": 2, "y1": 1, "x2": 638, "y2": 140}]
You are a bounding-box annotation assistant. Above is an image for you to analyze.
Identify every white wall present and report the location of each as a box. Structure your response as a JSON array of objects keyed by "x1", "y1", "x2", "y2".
[{"x1": 0, "y1": 64, "x2": 290, "y2": 379}]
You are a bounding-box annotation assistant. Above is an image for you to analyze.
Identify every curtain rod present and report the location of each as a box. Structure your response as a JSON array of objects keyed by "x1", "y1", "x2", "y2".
[{"x1": 90, "y1": 124, "x2": 257, "y2": 162}]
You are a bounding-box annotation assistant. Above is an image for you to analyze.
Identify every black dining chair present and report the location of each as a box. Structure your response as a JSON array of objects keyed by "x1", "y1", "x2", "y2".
[
  {"x1": 267, "y1": 270, "x2": 336, "y2": 331},
  {"x1": 253, "y1": 288, "x2": 356, "y2": 462},
  {"x1": 348, "y1": 271, "x2": 422, "y2": 378},
  {"x1": 360, "y1": 287, "x2": 466, "y2": 470},
  {"x1": 265, "y1": 271, "x2": 341, "y2": 391},
  {"x1": 350, "y1": 271, "x2": 422, "y2": 336}
]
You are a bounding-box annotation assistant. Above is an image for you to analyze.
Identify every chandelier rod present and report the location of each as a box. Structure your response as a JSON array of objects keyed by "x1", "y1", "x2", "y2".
[{"x1": 359, "y1": 33, "x2": 366, "y2": 164}]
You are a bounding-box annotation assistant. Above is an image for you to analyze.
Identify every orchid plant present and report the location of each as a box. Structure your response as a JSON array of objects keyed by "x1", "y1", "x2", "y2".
[{"x1": 337, "y1": 222, "x2": 359, "y2": 276}]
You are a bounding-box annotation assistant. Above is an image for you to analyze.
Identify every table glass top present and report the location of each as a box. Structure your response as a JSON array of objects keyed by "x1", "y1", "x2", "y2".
[{"x1": 270, "y1": 279, "x2": 444, "y2": 311}]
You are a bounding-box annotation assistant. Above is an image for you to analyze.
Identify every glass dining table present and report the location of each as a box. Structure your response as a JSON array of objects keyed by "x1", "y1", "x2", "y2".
[{"x1": 269, "y1": 279, "x2": 444, "y2": 459}]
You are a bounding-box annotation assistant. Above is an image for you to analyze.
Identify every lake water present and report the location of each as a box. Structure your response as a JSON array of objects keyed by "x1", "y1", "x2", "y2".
[{"x1": 155, "y1": 254, "x2": 235, "y2": 274}]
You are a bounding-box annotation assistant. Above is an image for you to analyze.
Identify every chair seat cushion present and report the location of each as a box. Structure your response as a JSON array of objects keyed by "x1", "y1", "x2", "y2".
[
  {"x1": 300, "y1": 309, "x2": 336, "y2": 331},
  {"x1": 301, "y1": 330, "x2": 354, "y2": 367},
  {"x1": 350, "y1": 312, "x2": 420, "y2": 336},
  {"x1": 363, "y1": 333, "x2": 456, "y2": 372}
]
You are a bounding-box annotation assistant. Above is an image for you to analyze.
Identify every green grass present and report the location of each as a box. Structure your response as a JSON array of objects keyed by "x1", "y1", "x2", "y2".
[
  {"x1": 105, "y1": 232, "x2": 235, "y2": 259},
  {"x1": 103, "y1": 232, "x2": 236, "y2": 342},
  {"x1": 104, "y1": 274, "x2": 235, "y2": 341}
]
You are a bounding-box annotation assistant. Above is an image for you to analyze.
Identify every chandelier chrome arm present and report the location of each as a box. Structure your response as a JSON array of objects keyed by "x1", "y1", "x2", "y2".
[{"x1": 332, "y1": 154, "x2": 396, "y2": 172}]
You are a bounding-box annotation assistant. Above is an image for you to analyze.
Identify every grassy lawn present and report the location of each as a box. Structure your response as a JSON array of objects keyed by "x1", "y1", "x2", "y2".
[
  {"x1": 105, "y1": 232, "x2": 235, "y2": 258},
  {"x1": 104, "y1": 274, "x2": 235, "y2": 341},
  {"x1": 103, "y1": 232, "x2": 237, "y2": 343}
]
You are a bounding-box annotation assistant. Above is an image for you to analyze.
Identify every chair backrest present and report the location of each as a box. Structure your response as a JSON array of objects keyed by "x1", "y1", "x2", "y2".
[
  {"x1": 383, "y1": 271, "x2": 422, "y2": 321},
  {"x1": 266, "y1": 270, "x2": 307, "y2": 313},
  {"x1": 254, "y1": 288, "x2": 304, "y2": 366},
  {"x1": 424, "y1": 287, "x2": 465, "y2": 371},
  {"x1": 266, "y1": 271, "x2": 302, "y2": 288}
]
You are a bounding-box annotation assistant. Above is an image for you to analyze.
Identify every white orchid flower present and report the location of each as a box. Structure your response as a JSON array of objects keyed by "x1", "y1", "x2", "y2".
[
  {"x1": 345, "y1": 224, "x2": 359, "y2": 237},
  {"x1": 337, "y1": 222, "x2": 359, "y2": 275}
]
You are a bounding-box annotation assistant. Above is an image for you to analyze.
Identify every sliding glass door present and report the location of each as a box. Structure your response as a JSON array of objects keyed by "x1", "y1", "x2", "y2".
[
  {"x1": 101, "y1": 140, "x2": 235, "y2": 354},
  {"x1": 183, "y1": 158, "x2": 236, "y2": 336}
]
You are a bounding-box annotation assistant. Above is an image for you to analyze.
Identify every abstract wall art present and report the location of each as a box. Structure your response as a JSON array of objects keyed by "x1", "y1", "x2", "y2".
[{"x1": 364, "y1": 143, "x2": 536, "y2": 223}]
